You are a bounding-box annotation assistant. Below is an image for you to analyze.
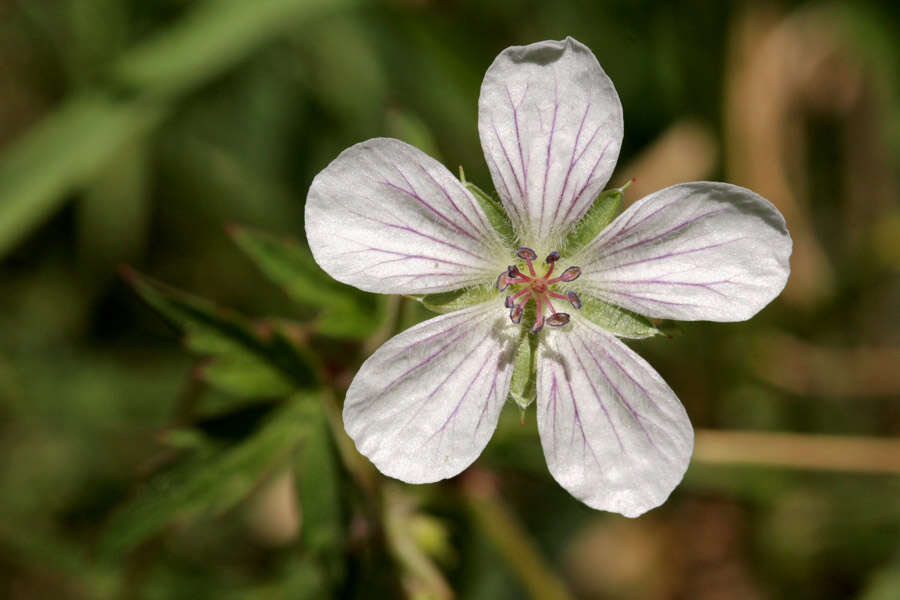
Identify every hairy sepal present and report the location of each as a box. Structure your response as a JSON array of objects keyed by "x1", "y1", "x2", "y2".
[{"x1": 561, "y1": 188, "x2": 624, "y2": 256}]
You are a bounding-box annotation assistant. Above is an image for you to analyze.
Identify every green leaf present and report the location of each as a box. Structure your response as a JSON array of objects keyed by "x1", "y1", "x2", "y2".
[
  {"x1": 100, "y1": 395, "x2": 319, "y2": 557},
  {"x1": 0, "y1": 94, "x2": 164, "y2": 259},
  {"x1": 297, "y1": 405, "x2": 344, "y2": 583},
  {"x1": 411, "y1": 285, "x2": 497, "y2": 314},
  {"x1": 200, "y1": 354, "x2": 296, "y2": 398},
  {"x1": 578, "y1": 297, "x2": 661, "y2": 339},
  {"x1": 228, "y1": 226, "x2": 379, "y2": 339},
  {"x1": 561, "y1": 187, "x2": 624, "y2": 256},
  {"x1": 508, "y1": 327, "x2": 539, "y2": 410},
  {"x1": 459, "y1": 167, "x2": 516, "y2": 246},
  {"x1": 0, "y1": 0, "x2": 349, "y2": 259},
  {"x1": 122, "y1": 267, "x2": 317, "y2": 390}
]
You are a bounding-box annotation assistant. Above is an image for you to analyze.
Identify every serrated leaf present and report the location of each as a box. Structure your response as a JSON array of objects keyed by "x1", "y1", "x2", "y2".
[
  {"x1": 561, "y1": 187, "x2": 624, "y2": 256},
  {"x1": 411, "y1": 286, "x2": 496, "y2": 314},
  {"x1": 100, "y1": 396, "x2": 318, "y2": 557},
  {"x1": 228, "y1": 226, "x2": 379, "y2": 339},
  {"x1": 123, "y1": 266, "x2": 316, "y2": 391},
  {"x1": 578, "y1": 297, "x2": 661, "y2": 339}
]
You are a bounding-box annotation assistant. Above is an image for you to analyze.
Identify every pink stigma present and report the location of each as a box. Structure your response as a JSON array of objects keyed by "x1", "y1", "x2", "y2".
[{"x1": 500, "y1": 247, "x2": 582, "y2": 332}]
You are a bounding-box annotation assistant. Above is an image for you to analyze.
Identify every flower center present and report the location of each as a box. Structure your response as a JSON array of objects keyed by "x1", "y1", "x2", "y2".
[{"x1": 496, "y1": 247, "x2": 582, "y2": 333}]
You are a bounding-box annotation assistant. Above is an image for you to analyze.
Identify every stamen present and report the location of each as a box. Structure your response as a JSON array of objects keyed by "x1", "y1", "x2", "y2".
[
  {"x1": 566, "y1": 291, "x2": 582, "y2": 309},
  {"x1": 551, "y1": 266, "x2": 581, "y2": 283},
  {"x1": 545, "y1": 251, "x2": 560, "y2": 264},
  {"x1": 504, "y1": 295, "x2": 513, "y2": 308},
  {"x1": 516, "y1": 247, "x2": 537, "y2": 261},
  {"x1": 507, "y1": 265, "x2": 527, "y2": 280},
  {"x1": 510, "y1": 302, "x2": 525, "y2": 324},
  {"x1": 531, "y1": 298, "x2": 544, "y2": 333},
  {"x1": 496, "y1": 271, "x2": 513, "y2": 291},
  {"x1": 547, "y1": 313, "x2": 570, "y2": 327}
]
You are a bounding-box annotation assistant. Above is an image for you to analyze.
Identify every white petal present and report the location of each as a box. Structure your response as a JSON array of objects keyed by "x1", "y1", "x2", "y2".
[
  {"x1": 536, "y1": 317, "x2": 693, "y2": 517},
  {"x1": 343, "y1": 303, "x2": 517, "y2": 483},
  {"x1": 305, "y1": 138, "x2": 507, "y2": 294},
  {"x1": 573, "y1": 182, "x2": 792, "y2": 321},
  {"x1": 478, "y1": 37, "x2": 623, "y2": 246}
]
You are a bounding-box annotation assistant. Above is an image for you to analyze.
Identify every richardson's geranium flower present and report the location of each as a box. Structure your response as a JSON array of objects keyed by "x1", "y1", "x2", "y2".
[{"x1": 305, "y1": 37, "x2": 791, "y2": 517}]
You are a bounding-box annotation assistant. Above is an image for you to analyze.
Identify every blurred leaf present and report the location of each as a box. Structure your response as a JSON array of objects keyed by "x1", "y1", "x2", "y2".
[
  {"x1": 113, "y1": 0, "x2": 354, "y2": 100},
  {"x1": 122, "y1": 266, "x2": 316, "y2": 390},
  {"x1": 385, "y1": 108, "x2": 441, "y2": 159},
  {"x1": 78, "y1": 140, "x2": 151, "y2": 282},
  {"x1": 200, "y1": 354, "x2": 295, "y2": 399},
  {"x1": 297, "y1": 405, "x2": 344, "y2": 583},
  {"x1": 0, "y1": 0, "x2": 349, "y2": 259},
  {"x1": 100, "y1": 395, "x2": 318, "y2": 557},
  {"x1": 228, "y1": 226, "x2": 379, "y2": 339},
  {"x1": 0, "y1": 94, "x2": 164, "y2": 258}
]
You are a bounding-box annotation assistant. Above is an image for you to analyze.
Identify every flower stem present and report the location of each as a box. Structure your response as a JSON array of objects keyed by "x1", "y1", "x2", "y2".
[{"x1": 461, "y1": 469, "x2": 574, "y2": 600}]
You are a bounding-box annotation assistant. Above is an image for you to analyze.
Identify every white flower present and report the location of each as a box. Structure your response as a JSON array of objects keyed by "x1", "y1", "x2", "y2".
[{"x1": 305, "y1": 37, "x2": 791, "y2": 517}]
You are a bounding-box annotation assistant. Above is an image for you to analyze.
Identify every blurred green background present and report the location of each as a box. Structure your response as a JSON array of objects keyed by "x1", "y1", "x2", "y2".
[{"x1": 1, "y1": 0, "x2": 899, "y2": 598}]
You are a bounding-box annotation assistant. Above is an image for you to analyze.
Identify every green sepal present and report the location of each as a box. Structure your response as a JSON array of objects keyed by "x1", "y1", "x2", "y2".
[
  {"x1": 561, "y1": 187, "x2": 624, "y2": 256},
  {"x1": 459, "y1": 167, "x2": 515, "y2": 246},
  {"x1": 579, "y1": 296, "x2": 661, "y2": 339},
  {"x1": 508, "y1": 322, "x2": 539, "y2": 410},
  {"x1": 409, "y1": 285, "x2": 496, "y2": 314}
]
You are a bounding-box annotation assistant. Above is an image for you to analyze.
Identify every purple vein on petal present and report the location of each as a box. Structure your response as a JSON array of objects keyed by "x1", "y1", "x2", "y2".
[
  {"x1": 337, "y1": 201, "x2": 485, "y2": 261},
  {"x1": 381, "y1": 176, "x2": 477, "y2": 242},
  {"x1": 564, "y1": 370, "x2": 609, "y2": 466},
  {"x1": 474, "y1": 366, "x2": 502, "y2": 437},
  {"x1": 574, "y1": 331, "x2": 657, "y2": 451},
  {"x1": 412, "y1": 161, "x2": 492, "y2": 240},
  {"x1": 599, "y1": 207, "x2": 729, "y2": 261},
  {"x1": 598, "y1": 289, "x2": 699, "y2": 311},
  {"x1": 598, "y1": 278, "x2": 734, "y2": 298},
  {"x1": 429, "y1": 334, "x2": 496, "y2": 443},
  {"x1": 540, "y1": 87, "x2": 560, "y2": 237},
  {"x1": 560, "y1": 138, "x2": 611, "y2": 226},
  {"x1": 339, "y1": 246, "x2": 483, "y2": 274},
  {"x1": 585, "y1": 237, "x2": 750, "y2": 274},
  {"x1": 506, "y1": 85, "x2": 530, "y2": 218},
  {"x1": 563, "y1": 335, "x2": 625, "y2": 454},
  {"x1": 490, "y1": 118, "x2": 526, "y2": 209},
  {"x1": 552, "y1": 103, "x2": 592, "y2": 226},
  {"x1": 377, "y1": 314, "x2": 485, "y2": 396},
  {"x1": 598, "y1": 188, "x2": 696, "y2": 249},
  {"x1": 408, "y1": 327, "x2": 495, "y2": 451}
]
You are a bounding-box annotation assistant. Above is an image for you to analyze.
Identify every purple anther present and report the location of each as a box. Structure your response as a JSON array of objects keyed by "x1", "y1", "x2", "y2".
[
  {"x1": 530, "y1": 319, "x2": 544, "y2": 334},
  {"x1": 547, "y1": 312, "x2": 571, "y2": 327},
  {"x1": 516, "y1": 247, "x2": 537, "y2": 261},
  {"x1": 496, "y1": 271, "x2": 512, "y2": 291},
  {"x1": 545, "y1": 251, "x2": 560, "y2": 264},
  {"x1": 567, "y1": 291, "x2": 582, "y2": 309},
  {"x1": 507, "y1": 265, "x2": 523, "y2": 278},
  {"x1": 504, "y1": 295, "x2": 514, "y2": 308},
  {"x1": 558, "y1": 266, "x2": 581, "y2": 282},
  {"x1": 510, "y1": 303, "x2": 525, "y2": 324}
]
